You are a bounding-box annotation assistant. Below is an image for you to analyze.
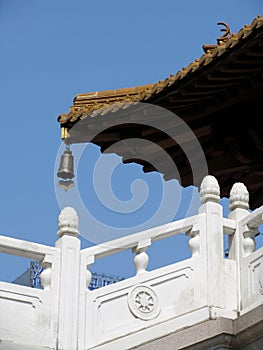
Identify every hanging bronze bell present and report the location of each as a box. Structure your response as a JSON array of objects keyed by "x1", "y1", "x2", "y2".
[{"x1": 57, "y1": 147, "x2": 75, "y2": 179}]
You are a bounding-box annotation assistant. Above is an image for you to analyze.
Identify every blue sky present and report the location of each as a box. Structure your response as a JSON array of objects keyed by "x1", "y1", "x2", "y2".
[{"x1": 1, "y1": 0, "x2": 263, "y2": 282}]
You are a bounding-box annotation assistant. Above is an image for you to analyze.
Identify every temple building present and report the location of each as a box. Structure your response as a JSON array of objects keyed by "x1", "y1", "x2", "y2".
[{"x1": 0, "y1": 15, "x2": 263, "y2": 350}]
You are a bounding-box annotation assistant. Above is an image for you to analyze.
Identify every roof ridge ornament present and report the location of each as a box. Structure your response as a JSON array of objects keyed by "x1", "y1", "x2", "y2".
[
  {"x1": 202, "y1": 22, "x2": 232, "y2": 53},
  {"x1": 216, "y1": 22, "x2": 232, "y2": 43}
]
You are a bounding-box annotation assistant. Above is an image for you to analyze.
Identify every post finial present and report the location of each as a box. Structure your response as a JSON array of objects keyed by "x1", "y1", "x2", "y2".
[
  {"x1": 229, "y1": 182, "x2": 249, "y2": 211},
  {"x1": 200, "y1": 175, "x2": 220, "y2": 204},
  {"x1": 57, "y1": 206, "x2": 79, "y2": 237}
]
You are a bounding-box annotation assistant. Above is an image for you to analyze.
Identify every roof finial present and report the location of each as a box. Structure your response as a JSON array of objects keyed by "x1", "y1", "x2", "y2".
[
  {"x1": 216, "y1": 22, "x2": 232, "y2": 44},
  {"x1": 202, "y1": 21, "x2": 232, "y2": 53}
]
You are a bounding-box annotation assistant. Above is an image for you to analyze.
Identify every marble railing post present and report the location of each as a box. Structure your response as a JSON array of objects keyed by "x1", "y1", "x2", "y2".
[
  {"x1": 227, "y1": 182, "x2": 252, "y2": 312},
  {"x1": 55, "y1": 207, "x2": 80, "y2": 350},
  {"x1": 198, "y1": 175, "x2": 225, "y2": 311}
]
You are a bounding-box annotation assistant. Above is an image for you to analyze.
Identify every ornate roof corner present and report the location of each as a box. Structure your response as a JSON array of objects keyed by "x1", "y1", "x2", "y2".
[
  {"x1": 57, "y1": 15, "x2": 263, "y2": 126},
  {"x1": 56, "y1": 15, "x2": 263, "y2": 210},
  {"x1": 202, "y1": 22, "x2": 232, "y2": 53}
]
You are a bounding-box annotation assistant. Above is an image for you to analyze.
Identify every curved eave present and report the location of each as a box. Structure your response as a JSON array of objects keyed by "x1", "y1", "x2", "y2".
[{"x1": 56, "y1": 16, "x2": 263, "y2": 210}]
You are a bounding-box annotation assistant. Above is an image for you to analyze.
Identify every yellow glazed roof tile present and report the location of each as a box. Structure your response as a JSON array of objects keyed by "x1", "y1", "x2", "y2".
[{"x1": 58, "y1": 15, "x2": 263, "y2": 125}]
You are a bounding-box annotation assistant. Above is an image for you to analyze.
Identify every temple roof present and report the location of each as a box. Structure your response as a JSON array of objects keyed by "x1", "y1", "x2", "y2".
[
  {"x1": 58, "y1": 15, "x2": 263, "y2": 125},
  {"x1": 57, "y1": 15, "x2": 263, "y2": 210}
]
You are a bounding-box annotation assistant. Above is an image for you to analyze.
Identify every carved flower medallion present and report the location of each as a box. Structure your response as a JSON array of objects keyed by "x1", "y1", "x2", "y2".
[{"x1": 128, "y1": 285, "x2": 160, "y2": 320}]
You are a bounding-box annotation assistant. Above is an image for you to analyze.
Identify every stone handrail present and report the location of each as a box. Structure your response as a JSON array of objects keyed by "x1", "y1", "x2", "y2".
[
  {"x1": 239, "y1": 205, "x2": 263, "y2": 229},
  {"x1": 0, "y1": 234, "x2": 58, "y2": 261},
  {"x1": 81, "y1": 214, "x2": 201, "y2": 260}
]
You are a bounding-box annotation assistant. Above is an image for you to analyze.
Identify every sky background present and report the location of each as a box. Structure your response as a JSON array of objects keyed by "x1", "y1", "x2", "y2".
[{"x1": 1, "y1": 0, "x2": 263, "y2": 283}]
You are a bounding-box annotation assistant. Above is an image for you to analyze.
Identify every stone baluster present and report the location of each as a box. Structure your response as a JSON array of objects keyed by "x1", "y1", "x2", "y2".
[
  {"x1": 187, "y1": 223, "x2": 200, "y2": 257},
  {"x1": 40, "y1": 255, "x2": 52, "y2": 291},
  {"x1": 243, "y1": 228, "x2": 257, "y2": 257},
  {"x1": 56, "y1": 206, "x2": 80, "y2": 350},
  {"x1": 86, "y1": 256, "x2": 95, "y2": 290},
  {"x1": 133, "y1": 239, "x2": 151, "y2": 275}
]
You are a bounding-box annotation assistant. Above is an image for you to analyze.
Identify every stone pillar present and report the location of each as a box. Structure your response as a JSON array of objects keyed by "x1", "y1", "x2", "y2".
[
  {"x1": 228, "y1": 182, "x2": 250, "y2": 312},
  {"x1": 199, "y1": 175, "x2": 225, "y2": 312},
  {"x1": 55, "y1": 206, "x2": 80, "y2": 350}
]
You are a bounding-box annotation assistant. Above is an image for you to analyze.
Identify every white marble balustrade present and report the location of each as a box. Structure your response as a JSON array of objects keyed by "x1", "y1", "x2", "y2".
[{"x1": 0, "y1": 175, "x2": 262, "y2": 350}]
